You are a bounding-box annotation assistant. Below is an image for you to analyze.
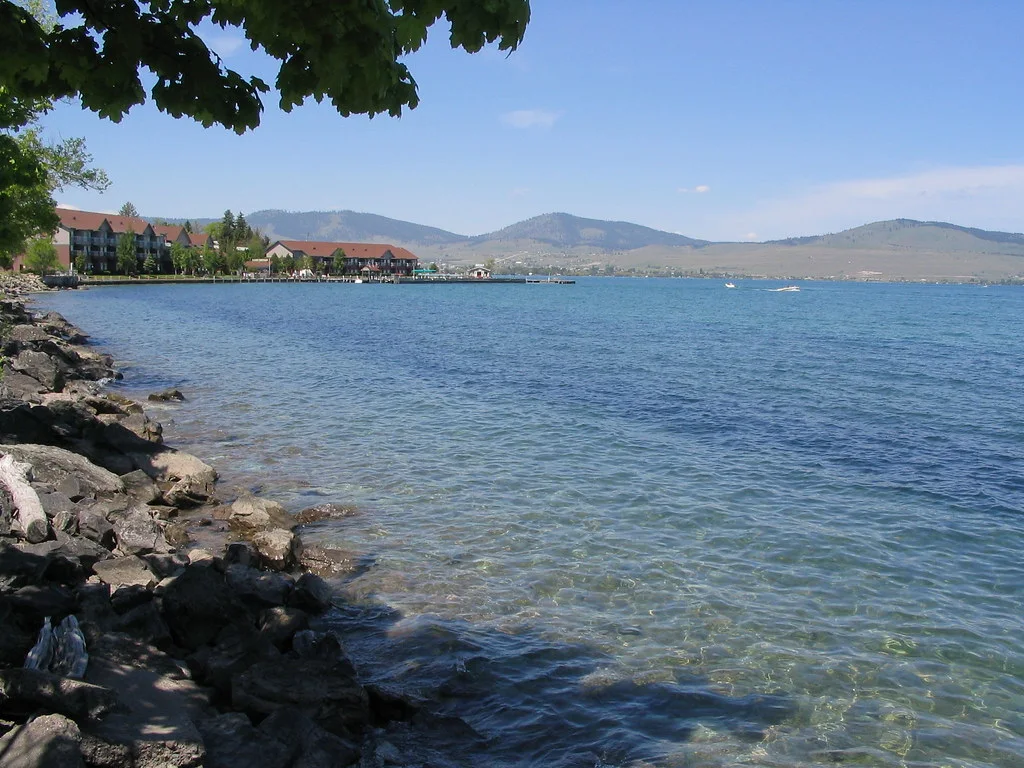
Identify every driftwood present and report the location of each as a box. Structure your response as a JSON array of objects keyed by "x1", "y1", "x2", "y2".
[{"x1": 0, "y1": 453, "x2": 48, "y2": 543}]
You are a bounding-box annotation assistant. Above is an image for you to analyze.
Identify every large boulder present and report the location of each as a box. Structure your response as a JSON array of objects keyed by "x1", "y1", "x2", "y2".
[
  {"x1": 258, "y1": 708, "x2": 360, "y2": 768},
  {"x1": 112, "y1": 507, "x2": 167, "y2": 555},
  {"x1": 92, "y1": 555, "x2": 158, "y2": 589},
  {"x1": 195, "y1": 713, "x2": 291, "y2": 768},
  {"x1": 0, "y1": 443, "x2": 126, "y2": 498},
  {"x1": 228, "y1": 496, "x2": 293, "y2": 536},
  {"x1": 232, "y1": 659, "x2": 370, "y2": 735},
  {"x1": 0, "y1": 668, "x2": 120, "y2": 721},
  {"x1": 160, "y1": 566, "x2": 251, "y2": 651},
  {"x1": 252, "y1": 529, "x2": 300, "y2": 571},
  {"x1": 128, "y1": 447, "x2": 216, "y2": 487},
  {"x1": 224, "y1": 564, "x2": 294, "y2": 608},
  {"x1": 10, "y1": 350, "x2": 62, "y2": 391},
  {"x1": 0, "y1": 713, "x2": 84, "y2": 768}
]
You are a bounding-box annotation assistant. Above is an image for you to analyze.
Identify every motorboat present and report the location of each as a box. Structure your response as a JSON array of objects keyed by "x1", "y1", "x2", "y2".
[
  {"x1": 724, "y1": 282, "x2": 736, "y2": 288},
  {"x1": 769, "y1": 286, "x2": 800, "y2": 292}
]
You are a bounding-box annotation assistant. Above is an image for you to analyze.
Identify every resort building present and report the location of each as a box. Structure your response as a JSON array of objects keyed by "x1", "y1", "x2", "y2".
[
  {"x1": 13, "y1": 208, "x2": 212, "y2": 274},
  {"x1": 467, "y1": 266, "x2": 493, "y2": 279},
  {"x1": 265, "y1": 240, "x2": 418, "y2": 276}
]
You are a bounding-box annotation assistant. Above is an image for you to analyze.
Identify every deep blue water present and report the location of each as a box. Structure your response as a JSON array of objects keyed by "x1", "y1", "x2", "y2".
[{"x1": 37, "y1": 279, "x2": 1024, "y2": 767}]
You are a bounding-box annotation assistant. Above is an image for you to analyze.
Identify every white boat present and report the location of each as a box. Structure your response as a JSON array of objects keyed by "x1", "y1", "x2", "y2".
[
  {"x1": 769, "y1": 286, "x2": 800, "y2": 292},
  {"x1": 724, "y1": 282, "x2": 736, "y2": 288},
  {"x1": 353, "y1": 278, "x2": 363, "y2": 284}
]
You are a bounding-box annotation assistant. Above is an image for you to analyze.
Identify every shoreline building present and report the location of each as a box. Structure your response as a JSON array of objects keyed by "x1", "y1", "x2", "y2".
[
  {"x1": 265, "y1": 240, "x2": 418, "y2": 277},
  {"x1": 13, "y1": 208, "x2": 213, "y2": 274}
]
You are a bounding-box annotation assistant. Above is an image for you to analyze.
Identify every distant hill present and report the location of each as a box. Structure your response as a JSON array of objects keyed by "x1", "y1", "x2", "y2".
[
  {"x1": 156, "y1": 208, "x2": 1024, "y2": 280},
  {"x1": 178, "y1": 209, "x2": 468, "y2": 247},
  {"x1": 769, "y1": 219, "x2": 1024, "y2": 255},
  {"x1": 472, "y1": 212, "x2": 709, "y2": 250}
]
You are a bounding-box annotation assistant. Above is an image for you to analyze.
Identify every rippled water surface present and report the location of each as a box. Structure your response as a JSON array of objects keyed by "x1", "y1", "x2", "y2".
[{"x1": 38, "y1": 279, "x2": 1024, "y2": 767}]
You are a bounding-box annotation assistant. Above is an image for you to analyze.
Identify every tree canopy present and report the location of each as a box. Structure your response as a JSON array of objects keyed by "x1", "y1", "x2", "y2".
[{"x1": 0, "y1": 0, "x2": 531, "y2": 133}]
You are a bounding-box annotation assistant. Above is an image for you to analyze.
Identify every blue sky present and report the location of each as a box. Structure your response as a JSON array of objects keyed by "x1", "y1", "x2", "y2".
[{"x1": 41, "y1": 1, "x2": 1024, "y2": 241}]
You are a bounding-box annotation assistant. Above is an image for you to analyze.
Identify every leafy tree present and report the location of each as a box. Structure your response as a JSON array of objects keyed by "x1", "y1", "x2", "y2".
[
  {"x1": 334, "y1": 250, "x2": 348, "y2": 275},
  {"x1": 24, "y1": 236, "x2": 59, "y2": 275},
  {"x1": 119, "y1": 202, "x2": 139, "y2": 218},
  {"x1": 73, "y1": 253, "x2": 86, "y2": 274},
  {"x1": 299, "y1": 254, "x2": 314, "y2": 274},
  {"x1": 202, "y1": 246, "x2": 223, "y2": 275},
  {"x1": 143, "y1": 253, "x2": 157, "y2": 274},
  {"x1": 0, "y1": 1, "x2": 529, "y2": 133},
  {"x1": 269, "y1": 254, "x2": 281, "y2": 275},
  {"x1": 179, "y1": 246, "x2": 201, "y2": 276},
  {"x1": 226, "y1": 247, "x2": 247, "y2": 274},
  {"x1": 116, "y1": 228, "x2": 138, "y2": 275},
  {"x1": 428, "y1": 262, "x2": 439, "y2": 272},
  {"x1": 281, "y1": 255, "x2": 295, "y2": 275},
  {"x1": 169, "y1": 241, "x2": 188, "y2": 274}
]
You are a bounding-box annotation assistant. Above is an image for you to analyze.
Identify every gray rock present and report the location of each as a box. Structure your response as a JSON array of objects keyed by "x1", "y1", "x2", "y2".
[
  {"x1": 148, "y1": 388, "x2": 185, "y2": 402},
  {"x1": 92, "y1": 555, "x2": 157, "y2": 589},
  {"x1": 142, "y1": 551, "x2": 188, "y2": 579},
  {"x1": 0, "y1": 668, "x2": 120, "y2": 721},
  {"x1": 289, "y1": 573, "x2": 333, "y2": 614},
  {"x1": 51, "y1": 508, "x2": 79, "y2": 534},
  {"x1": 112, "y1": 507, "x2": 167, "y2": 555},
  {"x1": 0, "y1": 443, "x2": 126, "y2": 498},
  {"x1": 224, "y1": 541, "x2": 259, "y2": 568},
  {"x1": 228, "y1": 495, "x2": 293, "y2": 536},
  {"x1": 7, "y1": 323, "x2": 52, "y2": 343},
  {"x1": 113, "y1": 601, "x2": 172, "y2": 647},
  {"x1": 258, "y1": 606, "x2": 310, "y2": 650},
  {"x1": 224, "y1": 563, "x2": 294, "y2": 607},
  {"x1": 39, "y1": 491, "x2": 76, "y2": 519},
  {"x1": 160, "y1": 565, "x2": 251, "y2": 651},
  {"x1": 258, "y1": 708, "x2": 360, "y2": 768},
  {"x1": 297, "y1": 544, "x2": 360, "y2": 578},
  {"x1": 162, "y1": 521, "x2": 190, "y2": 549},
  {"x1": 195, "y1": 623, "x2": 280, "y2": 697},
  {"x1": 164, "y1": 475, "x2": 215, "y2": 509},
  {"x1": 6, "y1": 584, "x2": 76, "y2": 618},
  {"x1": 77, "y1": 509, "x2": 116, "y2": 549},
  {"x1": 232, "y1": 659, "x2": 369, "y2": 734},
  {"x1": 110, "y1": 584, "x2": 153, "y2": 614},
  {"x1": 120, "y1": 469, "x2": 163, "y2": 505},
  {"x1": 49, "y1": 532, "x2": 112, "y2": 570},
  {"x1": 128, "y1": 447, "x2": 216, "y2": 487},
  {"x1": 10, "y1": 350, "x2": 62, "y2": 391},
  {"x1": 0, "y1": 370, "x2": 48, "y2": 401},
  {"x1": 252, "y1": 529, "x2": 300, "y2": 571},
  {"x1": 0, "y1": 713, "x2": 84, "y2": 768},
  {"x1": 294, "y1": 503, "x2": 359, "y2": 525},
  {"x1": 196, "y1": 713, "x2": 291, "y2": 768}
]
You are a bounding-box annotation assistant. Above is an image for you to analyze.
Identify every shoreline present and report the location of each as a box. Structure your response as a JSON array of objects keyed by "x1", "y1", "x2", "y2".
[{"x1": 0, "y1": 276, "x2": 452, "y2": 767}]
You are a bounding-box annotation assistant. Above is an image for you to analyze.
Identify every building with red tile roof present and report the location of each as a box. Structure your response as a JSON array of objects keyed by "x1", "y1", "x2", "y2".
[{"x1": 266, "y1": 240, "x2": 418, "y2": 276}]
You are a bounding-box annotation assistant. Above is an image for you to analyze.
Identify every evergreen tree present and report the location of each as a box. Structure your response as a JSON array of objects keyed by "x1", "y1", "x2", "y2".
[
  {"x1": 220, "y1": 210, "x2": 235, "y2": 250},
  {"x1": 119, "y1": 201, "x2": 138, "y2": 218},
  {"x1": 143, "y1": 253, "x2": 157, "y2": 274},
  {"x1": 183, "y1": 220, "x2": 193, "y2": 234}
]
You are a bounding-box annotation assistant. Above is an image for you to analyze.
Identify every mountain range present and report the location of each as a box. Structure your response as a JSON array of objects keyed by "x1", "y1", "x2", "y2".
[{"x1": 175, "y1": 210, "x2": 1024, "y2": 281}]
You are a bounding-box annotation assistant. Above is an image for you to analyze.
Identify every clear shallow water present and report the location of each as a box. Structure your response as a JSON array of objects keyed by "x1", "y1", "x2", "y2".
[{"x1": 38, "y1": 279, "x2": 1024, "y2": 767}]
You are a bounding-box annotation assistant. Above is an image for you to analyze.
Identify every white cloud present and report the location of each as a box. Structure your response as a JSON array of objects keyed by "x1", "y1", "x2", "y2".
[
  {"x1": 678, "y1": 184, "x2": 711, "y2": 194},
  {"x1": 207, "y1": 33, "x2": 247, "y2": 57},
  {"x1": 713, "y1": 164, "x2": 1024, "y2": 240},
  {"x1": 501, "y1": 109, "x2": 561, "y2": 129}
]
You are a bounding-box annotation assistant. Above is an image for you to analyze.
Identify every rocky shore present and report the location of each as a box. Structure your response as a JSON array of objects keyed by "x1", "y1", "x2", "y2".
[{"x1": 0, "y1": 283, "x2": 447, "y2": 767}]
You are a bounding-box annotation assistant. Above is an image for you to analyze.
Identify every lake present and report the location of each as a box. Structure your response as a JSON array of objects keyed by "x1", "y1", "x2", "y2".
[{"x1": 37, "y1": 278, "x2": 1024, "y2": 767}]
